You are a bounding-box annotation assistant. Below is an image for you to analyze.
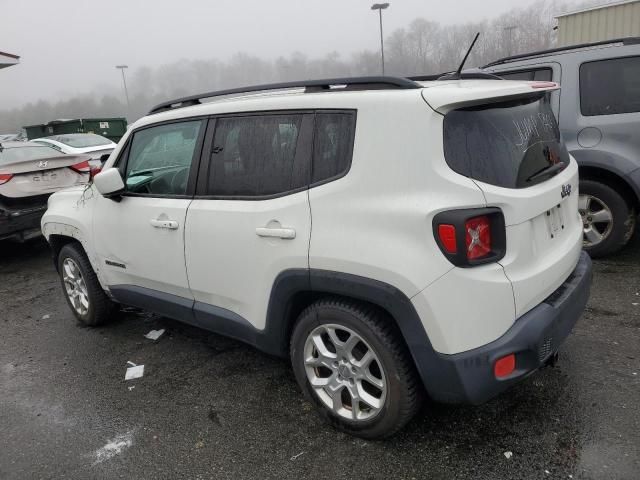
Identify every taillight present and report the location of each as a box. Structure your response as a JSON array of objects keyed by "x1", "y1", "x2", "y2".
[
  {"x1": 437, "y1": 224, "x2": 457, "y2": 254},
  {"x1": 465, "y1": 216, "x2": 491, "y2": 260},
  {"x1": 70, "y1": 160, "x2": 91, "y2": 174},
  {"x1": 0, "y1": 173, "x2": 13, "y2": 185},
  {"x1": 433, "y1": 208, "x2": 506, "y2": 267},
  {"x1": 89, "y1": 166, "x2": 102, "y2": 179}
]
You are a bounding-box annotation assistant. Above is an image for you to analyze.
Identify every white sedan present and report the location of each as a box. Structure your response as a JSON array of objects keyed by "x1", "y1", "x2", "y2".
[{"x1": 32, "y1": 134, "x2": 116, "y2": 167}]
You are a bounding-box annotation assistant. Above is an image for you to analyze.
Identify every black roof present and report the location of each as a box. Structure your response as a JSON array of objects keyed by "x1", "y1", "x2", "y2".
[{"x1": 483, "y1": 37, "x2": 640, "y2": 68}]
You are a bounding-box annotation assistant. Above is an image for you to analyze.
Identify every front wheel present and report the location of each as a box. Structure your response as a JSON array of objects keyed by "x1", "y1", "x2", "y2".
[
  {"x1": 58, "y1": 243, "x2": 114, "y2": 326},
  {"x1": 290, "y1": 298, "x2": 422, "y2": 439},
  {"x1": 579, "y1": 180, "x2": 636, "y2": 258}
]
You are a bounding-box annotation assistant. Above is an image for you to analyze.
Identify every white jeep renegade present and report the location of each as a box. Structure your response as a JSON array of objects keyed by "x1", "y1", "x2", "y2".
[{"x1": 42, "y1": 76, "x2": 592, "y2": 439}]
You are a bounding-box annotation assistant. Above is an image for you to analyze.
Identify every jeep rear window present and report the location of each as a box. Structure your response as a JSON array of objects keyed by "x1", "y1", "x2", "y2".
[{"x1": 443, "y1": 93, "x2": 569, "y2": 189}]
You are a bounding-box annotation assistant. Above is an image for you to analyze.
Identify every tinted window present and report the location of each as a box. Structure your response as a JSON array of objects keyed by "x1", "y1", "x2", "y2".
[
  {"x1": 444, "y1": 93, "x2": 569, "y2": 189},
  {"x1": 498, "y1": 68, "x2": 553, "y2": 82},
  {"x1": 312, "y1": 112, "x2": 355, "y2": 184},
  {"x1": 123, "y1": 120, "x2": 202, "y2": 195},
  {"x1": 208, "y1": 114, "x2": 305, "y2": 196},
  {"x1": 580, "y1": 56, "x2": 640, "y2": 116}
]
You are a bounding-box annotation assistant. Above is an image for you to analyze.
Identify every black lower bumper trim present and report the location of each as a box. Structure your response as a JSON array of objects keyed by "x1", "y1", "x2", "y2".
[{"x1": 418, "y1": 251, "x2": 592, "y2": 404}]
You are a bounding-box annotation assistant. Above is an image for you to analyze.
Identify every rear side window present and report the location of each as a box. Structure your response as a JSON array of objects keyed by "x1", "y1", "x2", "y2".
[
  {"x1": 580, "y1": 56, "x2": 640, "y2": 116},
  {"x1": 498, "y1": 68, "x2": 553, "y2": 82},
  {"x1": 208, "y1": 114, "x2": 306, "y2": 196},
  {"x1": 312, "y1": 112, "x2": 356, "y2": 184},
  {"x1": 443, "y1": 93, "x2": 570, "y2": 189}
]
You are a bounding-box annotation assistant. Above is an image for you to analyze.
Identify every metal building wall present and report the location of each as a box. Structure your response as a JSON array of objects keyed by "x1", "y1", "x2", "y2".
[{"x1": 557, "y1": 0, "x2": 640, "y2": 46}]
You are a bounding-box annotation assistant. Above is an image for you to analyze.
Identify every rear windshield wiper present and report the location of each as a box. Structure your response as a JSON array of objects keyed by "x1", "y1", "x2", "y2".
[{"x1": 525, "y1": 163, "x2": 566, "y2": 183}]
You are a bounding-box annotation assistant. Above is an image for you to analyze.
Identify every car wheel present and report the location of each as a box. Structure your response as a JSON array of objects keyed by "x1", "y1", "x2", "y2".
[
  {"x1": 579, "y1": 180, "x2": 636, "y2": 258},
  {"x1": 290, "y1": 298, "x2": 422, "y2": 439},
  {"x1": 58, "y1": 243, "x2": 114, "y2": 326}
]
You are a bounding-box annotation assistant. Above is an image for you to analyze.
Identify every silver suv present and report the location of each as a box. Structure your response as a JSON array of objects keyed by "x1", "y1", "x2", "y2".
[{"x1": 484, "y1": 37, "x2": 640, "y2": 257}]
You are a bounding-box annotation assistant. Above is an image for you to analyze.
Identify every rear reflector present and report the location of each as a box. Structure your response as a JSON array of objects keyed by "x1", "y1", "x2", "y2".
[
  {"x1": 70, "y1": 160, "x2": 91, "y2": 174},
  {"x1": 0, "y1": 173, "x2": 13, "y2": 185},
  {"x1": 494, "y1": 354, "x2": 516, "y2": 378},
  {"x1": 437, "y1": 224, "x2": 457, "y2": 254},
  {"x1": 465, "y1": 216, "x2": 491, "y2": 260}
]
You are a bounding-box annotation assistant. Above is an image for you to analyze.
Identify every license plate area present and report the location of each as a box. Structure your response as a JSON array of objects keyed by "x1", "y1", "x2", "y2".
[
  {"x1": 544, "y1": 202, "x2": 566, "y2": 239},
  {"x1": 32, "y1": 171, "x2": 59, "y2": 183}
]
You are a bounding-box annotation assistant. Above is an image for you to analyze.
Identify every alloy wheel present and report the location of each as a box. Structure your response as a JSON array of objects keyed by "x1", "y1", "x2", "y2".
[
  {"x1": 62, "y1": 258, "x2": 90, "y2": 316},
  {"x1": 579, "y1": 194, "x2": 613, "y2": 248},
  {"x1": 303, "y1": 324, "x2": 387, "y2": 421}
]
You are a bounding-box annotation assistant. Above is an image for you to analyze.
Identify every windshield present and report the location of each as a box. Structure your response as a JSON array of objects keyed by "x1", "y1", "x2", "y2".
[
  {"x1": 0, "y1": 145, "x2": 62, "y2": 163},
  {"x1": 52, "y1": 133, "x2": 112, "y2": 148},
  {"x1": 443, "y1": 93, "x2": 569, "y2": 188}
]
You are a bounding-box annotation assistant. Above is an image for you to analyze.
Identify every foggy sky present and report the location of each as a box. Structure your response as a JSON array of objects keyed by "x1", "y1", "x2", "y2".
[{"x1": 2, "y1": 0, "x2": 541, "y2": 109}]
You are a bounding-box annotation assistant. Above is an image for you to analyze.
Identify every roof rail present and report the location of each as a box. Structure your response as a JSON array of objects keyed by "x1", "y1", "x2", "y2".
[
  {"x1": 483, "y1": 37, "x2": 640, "y2": 68},
  {"x1": 148, "y1": 76, "x2": 422, "y2": 115},
  {"x1": 409, "y1": 71, "x2": 503, "y2": 81}
]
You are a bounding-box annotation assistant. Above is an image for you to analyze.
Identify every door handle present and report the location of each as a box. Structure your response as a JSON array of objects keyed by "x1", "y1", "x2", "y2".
[
  {"x1": 150, "y1": 219, "x2": 179, "y2": 230},
  {"x1": 255, "y1": 227, "x2": 296, "y2": 239}
]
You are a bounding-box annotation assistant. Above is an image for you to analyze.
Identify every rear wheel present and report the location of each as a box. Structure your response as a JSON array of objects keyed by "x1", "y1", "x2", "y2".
[
  {"x1": 579, "y1": 179, "x2": 636, "y2": 258},
  {"x1": 58, "y1": 243, "x2": 114, "y2": 326},
  {"x1": 290, "y1": 298, "x2": 421, "y2": 439}
]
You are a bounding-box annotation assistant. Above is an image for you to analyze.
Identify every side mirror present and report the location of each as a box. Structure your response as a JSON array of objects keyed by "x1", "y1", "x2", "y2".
[{"x1": 93, "y1": 168, "x2": 125, "y2": 198}]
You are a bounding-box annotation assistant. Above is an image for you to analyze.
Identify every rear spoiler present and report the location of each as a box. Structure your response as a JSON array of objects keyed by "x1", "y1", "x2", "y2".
[{"x1": 422, "y1": 81, "x2": 560, "y2": 114}]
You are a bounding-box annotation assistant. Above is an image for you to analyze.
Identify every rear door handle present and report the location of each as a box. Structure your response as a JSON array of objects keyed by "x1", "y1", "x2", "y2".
[
  {"x1": 255, "y1": 227, "x2": 296, "y2": 239},
  {"x1": 150, "y1": 219, "x2": 179, "y2": 230}
]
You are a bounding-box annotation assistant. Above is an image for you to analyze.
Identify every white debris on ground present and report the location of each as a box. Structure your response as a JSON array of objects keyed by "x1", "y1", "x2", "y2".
[
  {"x1": 503, "y1": 451, "x2": 513, "y2": 459},
  {"x1": 91, "y1": 431, "x2": 134, "y2": 465},
  {"x1": 128, "y1": 386, "x2": 135, "y2": 391},
  {"x1": 125, "y1": 362, "x2": 144, "y2": 381},
  {"x1": 144, "y1": 329, "x2": 165, "y2": 341},
  {"x1": 42, "y1": 314, "x2": 50, "y2": 320},
  {"x1": 290, "y1": 451, "x2": 305, "y2": 461}
]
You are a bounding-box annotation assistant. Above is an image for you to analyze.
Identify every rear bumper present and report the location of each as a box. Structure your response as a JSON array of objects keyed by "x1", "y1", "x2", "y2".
[
  {"x1": 0, "y1": 205, "x2": 46, "y2": 241},
  {"x1": 420, "y1": 251, "x2": 592, "y2": 404}
]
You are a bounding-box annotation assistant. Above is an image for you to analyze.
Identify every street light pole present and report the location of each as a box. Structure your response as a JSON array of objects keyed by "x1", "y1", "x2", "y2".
[
  {"x1": 115, "y1": 65, "x2": 131, "y2": 114},
  {"x1": 371, "y1": 3, "x2": 389, "y2": 75},
  {"x1": 503, "y1": 26, "x2": 517, "y2": 56}
]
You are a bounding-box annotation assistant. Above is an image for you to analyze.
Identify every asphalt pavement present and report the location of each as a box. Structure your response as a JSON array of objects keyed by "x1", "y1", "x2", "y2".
[{"x1": 1, "y1": 233, "x2": 639, "y2": 480}]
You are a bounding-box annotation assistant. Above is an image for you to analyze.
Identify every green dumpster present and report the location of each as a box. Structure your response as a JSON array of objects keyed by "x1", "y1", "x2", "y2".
[{"x1": 23, "y1": 117, "x2": 128, "y2": 143}]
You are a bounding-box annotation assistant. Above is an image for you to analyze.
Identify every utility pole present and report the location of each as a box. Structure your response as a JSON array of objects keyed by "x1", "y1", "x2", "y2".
[
  {"x1": 115, "y1": 65, "x2": 131, "y2": 115},
  {"x1": 503, "y1": 26, "x2": 517, "y2": 56},
  {"x1": 371, "y1": 3, "x2": 390, "y2": 75}
]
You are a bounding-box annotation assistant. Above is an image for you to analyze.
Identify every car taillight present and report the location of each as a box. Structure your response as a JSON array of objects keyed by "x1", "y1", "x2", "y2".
[
  {"x1": 437, "y1": 224, "x2": 457, "y2": 254},
  {"x1": 465, "y1": 216, "x2": 491, "y2": 260},
  {"x1": 90, "y1": 166, "x2": 102, "y2": 179},
  {"x1": 433, "y1": 208, "x2": 506, "y2": 267},
  {"x1": 70, "y1": 160, "x2": 91, "y2": 174},
  {"x1": 0, "y1": 173, "x2": 13, "y2": 185}
]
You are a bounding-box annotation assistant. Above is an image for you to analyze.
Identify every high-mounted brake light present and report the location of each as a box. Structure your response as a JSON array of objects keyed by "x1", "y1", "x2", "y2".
[
  {"x1": 531, "y1": 81, "x2": 557, "y2": 89},
  {"x1": 437, "y1": 224, "x2": 457, "y2": 254},
  {"x1": 465, "y1": 216, "x2": 492, "y2": 260},
  {"x1": 70, "y1": 160, "x2": 91, "y2": 174},
  {"x1": 0, "y1": 173, "x2": 13, "y2": 185}
]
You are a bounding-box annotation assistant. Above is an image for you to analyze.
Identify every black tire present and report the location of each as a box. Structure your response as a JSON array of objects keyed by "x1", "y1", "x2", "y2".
[
  {"x1": 290, "y1": 297, "x2": 422, "y2": 439},
  {"x1": 580, "y1": 179, "x2": 636, "y2": 258},
  {"x1": 57, "y1": 243, "x2": 114, "y2": 326}
]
